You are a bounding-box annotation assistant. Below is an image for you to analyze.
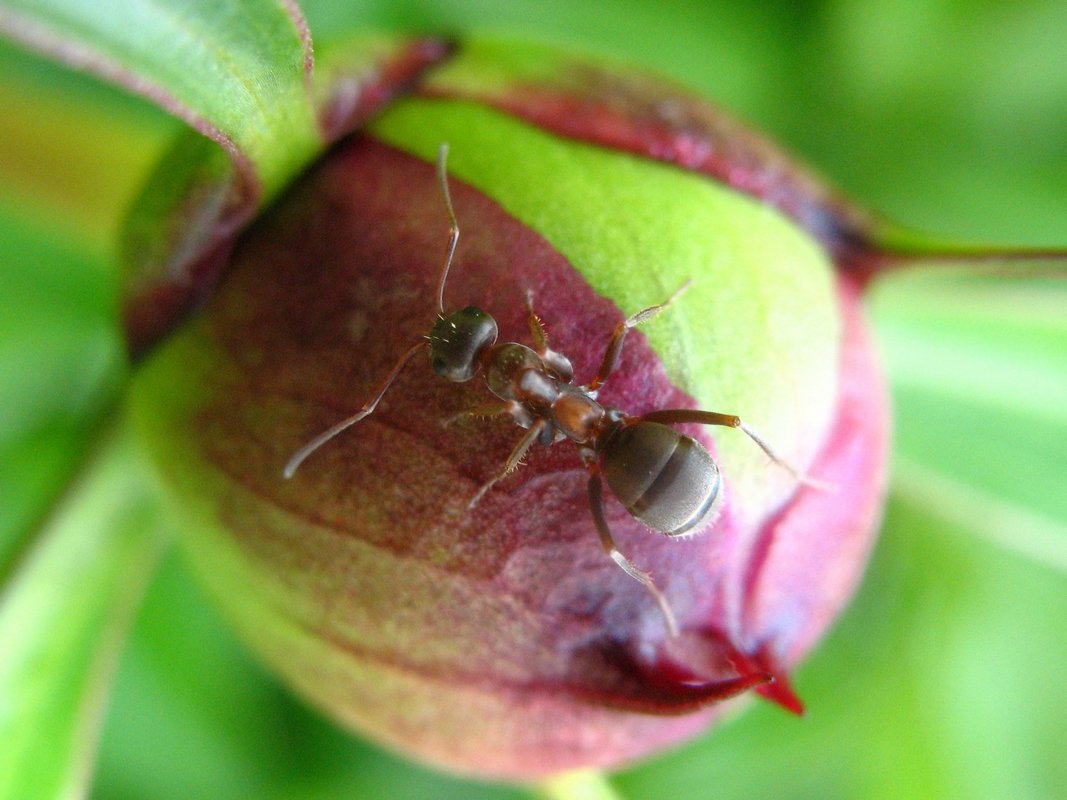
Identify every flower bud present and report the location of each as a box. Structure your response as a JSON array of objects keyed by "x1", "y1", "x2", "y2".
[{"x1": 129, "y1": 38, "x2": 888, "y2": 778}]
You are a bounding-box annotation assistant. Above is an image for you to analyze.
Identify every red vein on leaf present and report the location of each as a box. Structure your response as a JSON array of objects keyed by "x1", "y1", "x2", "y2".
[{"x1": 278, "y1": 0, "x2": 316, "y2": 112}]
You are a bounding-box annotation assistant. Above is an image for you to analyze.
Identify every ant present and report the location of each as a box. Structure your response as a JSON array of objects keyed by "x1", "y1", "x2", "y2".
[{"x1": 284, "y1": 144, "x2": 821, "y2": 636}]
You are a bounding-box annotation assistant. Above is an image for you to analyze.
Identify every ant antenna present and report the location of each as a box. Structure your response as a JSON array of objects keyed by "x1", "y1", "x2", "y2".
[
  {"x1": 435, "y1": 143, "x2": 459, "y2": 314},
  {"x1": 282, "y1": 340, "x2": 427, "y2": 479},
  {"x1": 284, "y1": 144, "x2": 461, "y2": 480},
  {"x1": 738, "y1": 421, "x2": 836, "y2": 492}
]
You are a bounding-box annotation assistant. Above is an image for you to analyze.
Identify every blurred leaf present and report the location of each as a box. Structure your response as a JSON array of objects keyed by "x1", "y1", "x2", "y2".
[
  {"x1": 0, "y1": 1, "x2": 325, "y2": 361},
  {"x1": 891, "y1": 457, "x2": 1067, "y2": 574},
  {"x1": 0, "y1": 0, "x2": 320, "y2": 200},
  {"x1": 871, "y1": 274, "x2": 1067, "y2": 522},
  {"x1": 0, "y1": 39, "x2": 174, "y2": 251},
  {"x1": 0, "y1": 421, "x2": 166, "y2": 800},
  {"x1": 0, "y1": 0, "x2": 325, "y2": 547},
  {"x1": 0, "y1": 203, "x2": 126, "y2": 575},
  {"x1": 91, "y1": 550, "x2": 306, "y2": 799}
]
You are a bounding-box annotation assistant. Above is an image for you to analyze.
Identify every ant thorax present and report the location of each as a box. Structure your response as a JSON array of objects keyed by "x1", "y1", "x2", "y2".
[
  {"x1": 482, "y1": 343, "x2": 609, "y2": 445},
  {"x1": 483, "y1": 343, "x2": 545, "y2": 400}
]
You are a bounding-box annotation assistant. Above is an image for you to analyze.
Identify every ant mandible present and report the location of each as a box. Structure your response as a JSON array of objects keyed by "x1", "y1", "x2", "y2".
[{"x1": 283, "y1": 144, "x2": 821, "y2": 636}]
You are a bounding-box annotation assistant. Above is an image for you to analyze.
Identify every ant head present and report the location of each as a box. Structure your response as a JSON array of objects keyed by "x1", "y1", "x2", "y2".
[{"x1": 428, "y1": 306, "x2": 498, "y2": 382}]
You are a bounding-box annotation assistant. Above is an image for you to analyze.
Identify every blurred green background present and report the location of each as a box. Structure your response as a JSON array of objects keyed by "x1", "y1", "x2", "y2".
[{"x1": 1, "y1": 1, "x2": 1065, "y2": 799}]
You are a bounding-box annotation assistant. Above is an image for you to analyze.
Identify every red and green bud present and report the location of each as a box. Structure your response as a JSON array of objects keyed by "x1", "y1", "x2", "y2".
[{"x1": 129, "y1": 38, "x2": 897, "y2": 778}]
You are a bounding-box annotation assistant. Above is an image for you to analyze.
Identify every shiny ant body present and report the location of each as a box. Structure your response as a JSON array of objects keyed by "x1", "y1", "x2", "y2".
[{"x1": 284, "y1": 144, "x2": 816, "y2": 634}]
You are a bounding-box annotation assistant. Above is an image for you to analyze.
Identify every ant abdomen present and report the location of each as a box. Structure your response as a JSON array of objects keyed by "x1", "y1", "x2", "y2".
[{"x1": 600, "y1": 421, "x2": 723, "y2": 537}]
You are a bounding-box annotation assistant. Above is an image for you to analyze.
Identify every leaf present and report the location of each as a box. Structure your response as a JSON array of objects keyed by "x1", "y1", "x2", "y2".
[
  {"x1": 0, "y1": 203, "x2": 126, "y2": 577},
  {"x1": 118, "y1": 32, "x2": 450, "y2": 356},
  {"x1": 0, "y1": 0, "x2": 320, "y2": 359},
  {"x1": 891, "y1": 457, "x2": 1067, "y2": 574},
  {"x1": 871, "y1": 272, "x2": 1067, "y2": 524},
  {"x1": 0, "y1": 38, "x2": 173, "y2": 251},
  {"x1": 0, "y1": 0, "x2": 320, "y2": 199},
  {"x1": 0, "y1": 2, "x2": 453, "y2": 356},
  {"x1": 0, "y1": 420, "x2": 167, "y2": 800}
]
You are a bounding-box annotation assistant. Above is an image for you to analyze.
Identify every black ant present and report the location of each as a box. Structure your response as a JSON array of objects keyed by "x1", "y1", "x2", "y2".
[{"x1": 284, "y1": 144, "x2": 821, "y2": 635}]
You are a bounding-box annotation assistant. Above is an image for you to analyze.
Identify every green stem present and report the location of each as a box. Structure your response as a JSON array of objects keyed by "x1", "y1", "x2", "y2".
[
  {"x1": 533, "y1": 770, "x2": 626, "y2": 800},
  {"x1": 872, "y1": 221, "x2": 1067, "y2": 279}
]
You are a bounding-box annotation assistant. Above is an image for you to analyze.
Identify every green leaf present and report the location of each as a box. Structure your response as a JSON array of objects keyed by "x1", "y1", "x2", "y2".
[
  {"x1": 0, "y1": 0, "x2": 321, "y2": 200},
  {"x1": 0, "y1": 0, "x2": 327, "y2": 359},
  {"x1": 0, "y1": 420, "x2": 167, "y2": 800},
  {"x1": 0, "y1": 38, "x2": 174, "y2": 251},
  {"x1": 871, "y1": 273, "x2": 1067, "y2": 523},
  {"x1": 891, "y1": 457, "x2": 1067, "y2": 575},
  {"x1": 117, "y1": 31, "x2": 449, "y2": 356},
  {"x1": 0, "y1": 202, "x2": 126, "y2": 576}
]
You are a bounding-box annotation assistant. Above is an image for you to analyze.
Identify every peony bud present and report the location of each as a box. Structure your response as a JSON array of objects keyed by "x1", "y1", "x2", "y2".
[{"x1": 129, "y1": 38, "x2": 889, "y2": 778}]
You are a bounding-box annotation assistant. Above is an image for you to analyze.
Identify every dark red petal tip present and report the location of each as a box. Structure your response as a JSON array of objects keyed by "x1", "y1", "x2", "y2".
[
  {"x1": 725, "y1": 645, "x2": 805, "y2": 716},
  {"x1": 756, "y1": 674, "x2": 805, "y2": 716},
  {"x1": 594, "y1": 629, "x2": 785, "y2": 716}
]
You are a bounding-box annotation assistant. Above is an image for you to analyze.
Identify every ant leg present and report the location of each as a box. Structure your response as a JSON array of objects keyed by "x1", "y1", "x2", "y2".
[
  {"x1": 443, "y1": 400, "x2": 536, "y2": 432},
  {"x1": 524, "y1": 290, "x2": 574, "y2": 381},
  {"x1": 468, "y1": 418, "x2": 549, "y2": 510},
  {"x1": 283, "y1": 340, "x2": 428, "y2": 479},
  {"x1": 583, "y1": 450, "x2": 679, "y2": 636},
  {"x1": 587, "y1": 280, "x2": 691, "y2": 392},
  {"x1": 637, "y1": 409, "x2": 833, "y2": 490},
  {"x1": 525, "y1": 290, "x2": 549, "y2": 351}
]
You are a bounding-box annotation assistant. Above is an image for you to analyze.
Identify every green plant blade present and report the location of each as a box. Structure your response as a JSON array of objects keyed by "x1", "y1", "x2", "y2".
[
  {"x1": 0, "y1": 421, "x2": 167, "y2": 800},
  {"x1": 0, "y1": 0, "x2": 329, "y2": 361},
  {"x1": 117, "y1": 31, "x2": 450, "y2": 356},
  {"x1": 0, "y1": 0, "x2": 321, "y2": 200},
  {"x1": 891, "y1": 457, "x2": 1067, "y2": 574},
  {"x1": 0, "y1": 202, "x2": 126, "y2": 578},
  {"x1": 870, "y1": 273, "x2": 1067, "y2": 531},
  {"x1": 0, "y1": 38, "x2": 174, "y2": 252}
]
